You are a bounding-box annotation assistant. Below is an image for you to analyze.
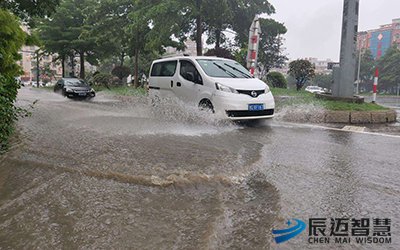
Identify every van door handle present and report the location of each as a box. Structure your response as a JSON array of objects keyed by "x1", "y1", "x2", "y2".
[
  {"x1": 171, "y1": 81, "x2": 173, "y2": 88},
  {"x1": 177, "y1": 82, "x2": 181, "y2": 87}
]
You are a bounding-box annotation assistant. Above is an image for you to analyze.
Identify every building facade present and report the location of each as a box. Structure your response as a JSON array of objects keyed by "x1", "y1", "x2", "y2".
[
  {"x1": 18, "y1": 45, "x2": 63, "y2": 83},
  {"x1": 357, "y1": 18, "x2": 400, "y2": 59}
]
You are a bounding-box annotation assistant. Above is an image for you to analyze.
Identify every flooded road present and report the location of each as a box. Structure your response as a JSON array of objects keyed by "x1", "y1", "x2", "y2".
[{"x1": 1, "y1": 88, "x2": 399, "y2": 249}]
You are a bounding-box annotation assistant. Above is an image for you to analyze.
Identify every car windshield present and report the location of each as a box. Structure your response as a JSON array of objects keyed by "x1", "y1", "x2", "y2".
[
  {"x1": 196, "y1": 59, "x2": 252, "y2": 79},
  {"x1": 64, "y1": 79, "x2": 88, "y2": 87}
]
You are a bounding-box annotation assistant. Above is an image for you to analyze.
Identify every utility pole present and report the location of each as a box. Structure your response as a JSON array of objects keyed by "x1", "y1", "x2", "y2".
[{"x1": 332, "y1": 0, "x2": 360, "y2": 98}]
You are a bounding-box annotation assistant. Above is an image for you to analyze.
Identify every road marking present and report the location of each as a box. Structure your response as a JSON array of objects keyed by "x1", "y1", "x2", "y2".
[
  {"x1": 274, "y1": 122, "x2": 400, "y2": 139},
  {"x1": 342, "y1": 126, "x2": 366, "y2": 132}
]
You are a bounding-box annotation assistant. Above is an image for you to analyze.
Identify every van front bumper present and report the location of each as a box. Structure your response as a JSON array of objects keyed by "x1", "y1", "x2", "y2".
[{"x1": 212, "y1": 91, "x2": 275, "y2": 120}]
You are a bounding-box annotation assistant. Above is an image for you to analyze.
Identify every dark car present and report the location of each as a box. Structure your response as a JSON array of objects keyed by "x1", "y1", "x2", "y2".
[{"x1": 54, "y1": 78, "x2": 95, "y2": 99}]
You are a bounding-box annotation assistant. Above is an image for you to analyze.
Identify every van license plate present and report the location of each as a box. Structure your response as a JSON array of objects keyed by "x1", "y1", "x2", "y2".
[{"x1": 248, "y1": 104, "x2": 264, "y2": 111}]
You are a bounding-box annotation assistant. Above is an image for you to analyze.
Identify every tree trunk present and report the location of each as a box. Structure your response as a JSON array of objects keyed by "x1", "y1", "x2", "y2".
[
  {"x1": 61, "y1": 55, "x2": 65, "y2": 78},
  {"x1": 195, "y1": 0, "x2": 203, "y2": 56},
  {"x1": 296, "y1": 83, "x2": 301, "y2": 91},
  {"x1": 120, "y1": 51, "x2": 125, "y2": 66},
  {"x1": 134, "y1": 49, "x2": 139, "y2": 88},
  {"x1": 70, "y1": 55, "x2": 75, "y2": 77},
  {"x1": 215, "y1": 29, "x2": 221, "y2": 49},
  {"x1": 79, "y1": 52, "x2": 85, "y2": 79}
]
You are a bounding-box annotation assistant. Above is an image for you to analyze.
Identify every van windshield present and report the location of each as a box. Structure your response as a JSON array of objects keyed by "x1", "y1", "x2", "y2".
[{"x1": 196, "y1": 59, "x2": 252, "y2": 79}]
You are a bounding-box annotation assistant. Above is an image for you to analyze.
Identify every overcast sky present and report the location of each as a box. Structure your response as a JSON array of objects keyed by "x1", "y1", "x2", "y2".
[{"x1": 267, "y1": 0, "x2": 400, "y2": 61}]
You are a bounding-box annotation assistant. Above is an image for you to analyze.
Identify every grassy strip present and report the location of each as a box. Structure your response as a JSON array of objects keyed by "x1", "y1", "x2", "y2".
[{"x1": 271, "y1": 88, "x2": 389, "y2": 112}]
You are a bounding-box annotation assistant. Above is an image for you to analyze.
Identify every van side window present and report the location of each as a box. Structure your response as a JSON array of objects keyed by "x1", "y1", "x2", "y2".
[
  {"x1": 180, "y1": 60, "x2": 202, "y2": 84},
  {"x1": 151, "y1": 61, "x2": 177, "y2": 77}
]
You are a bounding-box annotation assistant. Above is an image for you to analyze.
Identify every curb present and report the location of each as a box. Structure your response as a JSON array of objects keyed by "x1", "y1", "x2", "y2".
[{"x1": 324, "y1": 110, "x2": 397, "y2": 124}]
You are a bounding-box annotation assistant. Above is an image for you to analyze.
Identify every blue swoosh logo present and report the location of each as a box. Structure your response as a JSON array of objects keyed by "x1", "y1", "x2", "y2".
[{"x1": 272, "y1": 219, "x2": 306, "y2": 244}]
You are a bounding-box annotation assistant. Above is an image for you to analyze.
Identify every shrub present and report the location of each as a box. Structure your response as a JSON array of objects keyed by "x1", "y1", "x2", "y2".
[
  {"x1": 111, "y1": 66, "x2": 131, "y2": 81},
  {"x1": 266, "y1": 71, "x2": 287, "y2": 89},
  {"x1": 0, "y1": 9, "x2": 26, "y2": 152},
  {"x1": 0, "y1": 74, "x2": 20, "y2": 151},
  {"x1": 93, "y1": 73, "x2": 112, "y2": 87}
]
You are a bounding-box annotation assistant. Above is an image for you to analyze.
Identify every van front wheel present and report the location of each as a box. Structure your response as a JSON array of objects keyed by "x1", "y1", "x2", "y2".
[{"x1": 199, "y1": 99, "x2": 214, "y2": 113}]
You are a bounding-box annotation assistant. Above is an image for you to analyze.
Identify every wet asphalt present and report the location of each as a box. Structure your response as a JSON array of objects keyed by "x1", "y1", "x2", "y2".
[{"x1": 0, "y1": 87, "x2": 399, "y2": 249}]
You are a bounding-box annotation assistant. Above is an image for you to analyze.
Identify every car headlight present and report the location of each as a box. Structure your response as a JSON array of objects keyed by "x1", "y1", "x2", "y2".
[
  {"x1": 66, "y1": 88, "x2": 74, "y2": 92},
  {"x1": 90, "y1": 88, "x2": 95, "y2": 92},
  {"x1": 215, "y1": 83, "x2": 238, "y2": 94},
  {"x1": 265, "y1": 86, "x2": 271, "y2": 94}
]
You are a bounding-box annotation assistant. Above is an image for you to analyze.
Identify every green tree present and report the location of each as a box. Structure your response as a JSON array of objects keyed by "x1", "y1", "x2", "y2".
[
  {"x1": 0, "y1": 10, "x2": 26, "y2": 77},
  {"x1": 38, "y1": 0, "x2": 97, "y2": 79},
  {"x1": 165, "y1": 0, "x2": 275, "y2": 55},
  {"x1": 266, "y1": 72, "x2": 287, "y2": 89},
  {"x1": 288, "y1": 59, "x2": 316, "y2": 91},
  {"x1": 357, "y1": 49, "x2": 375, "y2": 92},
  {"x1": 0, "y1": 0, "x2": 60, "y2": 24},
  {"x1": 257, "y1": 18, "x2": 287, "y2": 79},
  {"x1": 203, "y1": 0, "x2": 231, "y2": 49},
  {"x1": 38, "y1": 18, "x2": 72, "y2": 78},
  {"x1": 312, "y1": 73, "x2": 333, "y2": 90},
  {"x1": 230, "y1": 0, "x2": 275, "y2": 48},
  {"x1": 127, "y1": 0, "x2": 186, "y2": 87},
  {"x1": 378, "y1": 46, "x2": 400, "y2": 93},
  {"x1": 88, "y1": 0, "x2": 133, "y2": 66},
  {"x1": 0, "y1": 9, "x2": 26, "y2": 151}
]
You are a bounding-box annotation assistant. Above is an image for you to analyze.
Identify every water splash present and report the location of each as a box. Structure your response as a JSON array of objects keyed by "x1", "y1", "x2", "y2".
[{"x1": 275, "y1": 103, "x2": 326, "y2": 123}]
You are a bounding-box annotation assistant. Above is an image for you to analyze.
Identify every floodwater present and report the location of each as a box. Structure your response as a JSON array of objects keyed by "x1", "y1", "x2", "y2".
[{"x1": 0, "y1": 88, "x2": 399, "y2": 249}]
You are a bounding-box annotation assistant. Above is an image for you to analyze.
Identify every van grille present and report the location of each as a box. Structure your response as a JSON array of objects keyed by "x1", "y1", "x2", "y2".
[{"x1": 237, "y1": 89, "x2": 265, "y2": 98}]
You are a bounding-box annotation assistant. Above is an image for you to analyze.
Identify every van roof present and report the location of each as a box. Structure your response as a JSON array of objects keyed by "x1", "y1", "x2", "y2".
[{"x1": 153, "y1": 56, "x2": 234, "y2": 63}]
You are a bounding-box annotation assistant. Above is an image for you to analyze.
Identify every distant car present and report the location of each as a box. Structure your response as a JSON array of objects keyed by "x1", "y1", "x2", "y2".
[
  {"x1": 54, "y1": 78, "x2": 95, "y2": 99},
  {"x1": 305, "y1": 86, "x2": 325, "y2": 94}
]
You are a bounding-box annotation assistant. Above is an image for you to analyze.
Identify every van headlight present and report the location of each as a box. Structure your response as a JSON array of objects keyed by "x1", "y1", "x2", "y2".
[{"x1": 215, "y1": 83, "x2": 238, "y2": 94}]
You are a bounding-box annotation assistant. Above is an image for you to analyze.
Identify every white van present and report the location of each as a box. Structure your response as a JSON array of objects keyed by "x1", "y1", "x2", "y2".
[{"x1": 148, "y1": 56, "x2": 275, "y2": 120}]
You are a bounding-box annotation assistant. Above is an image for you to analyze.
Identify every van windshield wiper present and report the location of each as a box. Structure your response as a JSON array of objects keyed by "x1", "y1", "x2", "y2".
[
  {"x1": 223, "y1": 63, "x2": 252, "y2": 78},
  {"x1": 212, "y1": 62, "x2": 237, "y2": 78}
]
